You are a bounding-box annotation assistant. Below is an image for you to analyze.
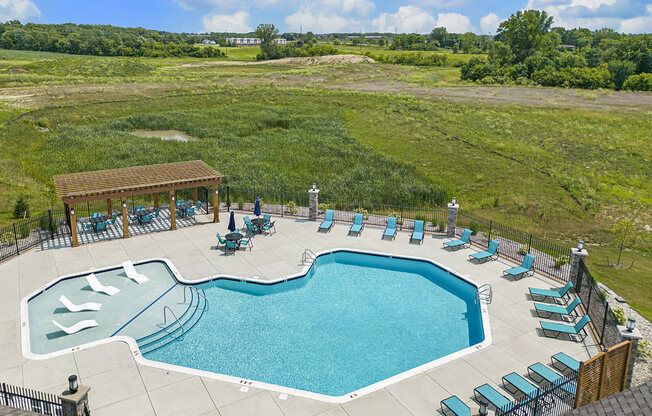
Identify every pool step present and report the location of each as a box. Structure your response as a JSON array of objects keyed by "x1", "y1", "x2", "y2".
[{"x1": 136, "y1": 288, "x2": 208, "y2": 355}]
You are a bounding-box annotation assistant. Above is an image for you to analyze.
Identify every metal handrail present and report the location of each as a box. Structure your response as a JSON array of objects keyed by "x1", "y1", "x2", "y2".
[
  {"x1": 302, "y1": 248, "x2": 317, "y2": 264},
  {"x1": 162, "y1": 306, "x2": 185, "y2": 335},
  {"x1": 182, "y1": 285, "x2": 208, "y2": 306},
  {"x1": 476, "y1": 284, "x2": 493, "y2": 305}
]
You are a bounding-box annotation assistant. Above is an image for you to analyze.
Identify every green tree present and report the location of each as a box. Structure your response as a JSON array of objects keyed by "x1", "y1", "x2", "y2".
[
  {"x1": 608, "y1": 60, "x2": 636, "y2": 90},
  {"x1": 460, "y1": 32, "x2": 476, "y2": 53},
  {"x1": 12, "y1": 195, "x2": 29, "y2": 219},
  {"x1": 497, "y1": 10, "x2": 554, "y2": 62},
  {"x1": 255, "y1": 23, "x2": 279, "y2": 59},
  {"x1": 430, "y1": 27, "x2": 449, "y2": 47},
  {"x1": 611, "y1": 219, "x2": 635, "y2": 266}
]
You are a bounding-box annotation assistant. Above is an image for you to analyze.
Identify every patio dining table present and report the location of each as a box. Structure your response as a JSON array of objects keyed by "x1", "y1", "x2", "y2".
[
  {"x1": 135, "y1": 209, "x2": 153, "y2": 224},
  {"x1": 88, "y1": 215, "x2": 108, "y2": 232},
  {"x1": 176, "y1": 202, "x2": 194, "y2": 218},
  {"x1": 225, "y1": 232, "x2": 244, "y2": 243},
  {"x1": 251, "y1": 218, "x2": 268, "y2": 233}
]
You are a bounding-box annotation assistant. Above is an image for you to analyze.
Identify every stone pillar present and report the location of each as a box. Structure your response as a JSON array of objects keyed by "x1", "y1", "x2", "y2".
[
  {"x1": 212, "y1": 186, "x2": 219, "y2": 223},
  {"x1": 58, "y1": 385, "x2": 90, "y2": 416},
  {"x1": 446, "y1": 199, "x2": 458, "y2": 238},
  {"x1": 618, "y1": 324, "x2": 643, "y2": 389},
  {"x1": 170, "y1": 192, "x2": 177, "y2": 230},
  {"x1": 121, "y1": 198, "x2": 129, "y2": 239},
  {"x1": 570, "y1": 247, "x2": 589, "y2": 287},
  {"x1": 308, "y1": 184, "x2": 319, "y2": 221},
  {"x1": 69, "y1": 205, "x2": 79, "y2": 247}
]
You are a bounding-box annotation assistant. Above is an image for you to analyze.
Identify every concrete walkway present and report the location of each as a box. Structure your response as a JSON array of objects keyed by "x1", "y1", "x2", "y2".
[{"x1": 0, "y1": 213, "x2": 599, "y2": 416}]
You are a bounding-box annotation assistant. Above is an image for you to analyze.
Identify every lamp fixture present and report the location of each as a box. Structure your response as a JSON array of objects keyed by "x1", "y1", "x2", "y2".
[
  {"x1": 626, "y1": 317, "x2": 636, "y2": 332},
  {"x1": 452, "y1": 197, "x2": 456, "y2": 205},
  {"x1": 68, "y1": 375, "x2": 78, "y2": 394},
  {"x1": 578, "y1": 240, "x2": 584, "y2": 252}
]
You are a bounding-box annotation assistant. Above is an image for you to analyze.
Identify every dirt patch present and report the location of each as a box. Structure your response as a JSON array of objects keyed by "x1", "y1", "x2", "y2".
[
  {"x1": 180, "y1": 54, "x2": 375, "y2": 67},
  {"x1": 7, "y1": 67, "x2": 28, "y2": 74}
]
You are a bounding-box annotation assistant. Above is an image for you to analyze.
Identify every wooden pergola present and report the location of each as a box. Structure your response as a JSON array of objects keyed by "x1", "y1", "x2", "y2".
[{"x1": 53, "y1": 160, "x2": 223, "y2": 247}]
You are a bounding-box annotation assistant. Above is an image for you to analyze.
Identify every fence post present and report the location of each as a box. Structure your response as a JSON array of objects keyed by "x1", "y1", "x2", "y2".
[
  {"x1": 618, "y1": 326, "x2": 642, "y2": 389},
  {"x1": 48, "y1": 209, "x2": 54, "y2": 239},
  {"x1": 226, "y1": 186, "x2": 230, "y2": 211},
  {"x1": 488, "y1": 220, "x2": 492, "y2": 242},
  {"x1": 446, "y1": 198, "x2": 458, "y2": 238},
  {"x1": 13, "y1": 223, "x2": 19, "y2": 255},
  {"x1": 527, "y1": 234, "x2": 532, "y2": 254},
  {"x1": 600, "y1": 304, "x2": 609, "y2": 348},
  {"x1": 308, "y1": 183, "x2": 319, "y2": 221},
  {"x1": 570, "y1": 247, "x2": 588, "y2": 287}
]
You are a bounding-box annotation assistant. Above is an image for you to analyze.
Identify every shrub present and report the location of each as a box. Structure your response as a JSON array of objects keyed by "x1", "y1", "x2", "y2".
[
  {"x1": 612, "y1": 307, "x2": 626, "y2": 325},
  {"x1": 460, "y1": 58, "x2": 497, "y2": 81},
  {"x1": 608, "y1": 60, "x2": 637, "y2": 90},
  {"x1": 12, "y1": 195, "x2": 29, "y2": 219},
  {"x1": 354, "y1": 207, "x2": 369, "y2": 220},
  {"x1": 0, "y1": 231, "x2": 15, "y2": 246},
  {"x1": 437, "y1": 219, "x2": 446, "y2": 232},
  {"x1": 285, "y1": 200, "x2": 298, "y2": 215},
  {"x1": 532, "y1": 64, "x2": 613, "y2": 89},
  {"x1": 318, "y1": 202, "x2": 334, "y2": 212},
  {"x1": 638, "y1": 340, "x2": 651, "y2": 360},
  {"x1": 598, "y1": 289, "x2": 607, "y2": 302},
  {"x1": 518, "y1": 245, "x2": 528, "y2": 256},
  {"x1": 18, "y1": 225, "x2": 30, "y2": 239},
  {"x1": 623, "y1": 73, "x2": 652, "y2": 91},
  {"x1": 36, "y1": 118, "x2": 49, "y2": 128},
  {"x1": 553, "y1": 255, "x2": 570, "y2": 269},
  {"x1": 39, "y1": 214, "x2": 57, "y2": 234},
  {"x1": 469, "y1": 221, "x2": 480, "y2": 235}
]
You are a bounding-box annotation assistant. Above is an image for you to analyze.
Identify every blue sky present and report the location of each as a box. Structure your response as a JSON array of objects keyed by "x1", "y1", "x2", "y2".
[{"x1": 3, "y1": 0, "x2": 652, "y2": 34}]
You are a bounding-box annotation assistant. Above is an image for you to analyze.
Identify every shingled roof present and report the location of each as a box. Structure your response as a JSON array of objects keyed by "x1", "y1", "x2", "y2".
[{"x1": 570, "y1": 378, "x2": 652, "y2": 416}]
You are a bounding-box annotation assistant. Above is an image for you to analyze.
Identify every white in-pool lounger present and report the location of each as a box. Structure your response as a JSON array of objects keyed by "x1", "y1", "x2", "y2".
[
  {"x1": 52, "y1": 319, "x2": 98, "y2": 335},
  {"x1": 122, "y1": 261, "x2": 149, "y2": 284},
  {"x1": 85, "y1": 273, "x2": 120, "y2": 296},
  {"x1": 59, "y1": 295, "x2": 102, "y2": 312}
]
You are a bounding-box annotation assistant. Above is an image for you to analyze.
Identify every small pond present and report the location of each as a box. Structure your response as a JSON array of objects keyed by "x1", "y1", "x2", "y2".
[{"x1": 130, "y1": 129, "x2": 196, "y2": 142}]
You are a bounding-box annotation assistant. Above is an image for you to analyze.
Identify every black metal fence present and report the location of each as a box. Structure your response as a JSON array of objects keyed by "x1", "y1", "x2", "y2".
[
  {"x1": 0, "y1": 382, "x2": 63, "y2": 416},
  {"x1": 0, "y1": 209, "x2": 67, "y2": 263},
  {"x1": 572, "y1": 260, "x2": 621, "y2": 349},
  {"x1": 495, "y1": 372, "x2": 577, "y2": 416},
  {"x1": 456, "y1": 210, "x2": 572, "y2": 281}
]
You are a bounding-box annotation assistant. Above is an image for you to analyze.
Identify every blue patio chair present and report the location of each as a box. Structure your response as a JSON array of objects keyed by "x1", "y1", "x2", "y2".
[
  {"x1": 469, "y1": 240, "x2": 500, "y2": 263},
  {"x1": 193, "y1": 201, "x2": 202, "y2": 212},
  {"x1": 319, "y1": 209, "x2": 334, "y2": 232},
  {"x1": 135, "y1": 206, "x2": 145, "y2": 212},
  {"x1": 140, "y1": 215, "x2": 151, "y2": 224},
  {"x1": 95, "y1": 221, "x2": 107, "y2": 232},
  {"x1": 349, "y1": 213, "x2": 364, "y2": 235},
  {"x1": 240, "y1": 236, "x2": 253, "y2": 250},
  {"x1": 175, "y1": 200, "x2": 184, "y2": 206},
  {"x1": 440, "y1": 395, "x2": 470, "y2": 416},
  {"x1": 503, "y1": 254, "x2": 536, "y2": 280},
  {"x1": 216, "y1": 233, "x2": 226, "y2": 248},
  {"x1": 383, "y1": 217, "x2": 397, "y2": 240},
  {"x1": 473, "y1": 384, "x2": 518, "y2": 414},
  {"x1": 150, "y1": 208, "x2": 161, "y2": 219},
  {"x1": 444, "y1": 229, "x2": 472, "y2": 250},
  {"x1": 129, "y1": 213, "x2": 139, "y2": 222},
  {"x1": 105, "y1": 216, "x2": 117, "y2": 226},
  {"x1": 263, "y1": 213, "x2": 271, "y2": 222},
  {"x1": 527, "y1": 363, "x2": 576, "y2": 395},
  {"x1": 243, "y1": 216, "x2": 258, "y2": 234},
  {"x1": 534, "y1": 297, "x2": 582, "y2": 320},
  {"x1": 225, "y1": 240, "x2": 238, "y2": 251},
  {"x1": 185, "y1": 207, "x2": 195, "y2": 217},
  {"x1": 84, "y1": 222, "x2": 94, "y2": 230},
  {"x1": 529, "y1": 281, "x2": 574, "y2": 303},
  {"x1": 263, "y1": 220, "x2": 276, "y2": 234},
  {"x1": 540, "y1": 315, "x2": 591, "y2": 342},
  {"x1": 411, "y1": 220, "x2": 424, "y2": 244},
  {"x1": 551, "y1": 352, "x2": 580, "y2": 375},
  {"x1": 91, "y1": 212, "x2": 101, "y2": 218}
]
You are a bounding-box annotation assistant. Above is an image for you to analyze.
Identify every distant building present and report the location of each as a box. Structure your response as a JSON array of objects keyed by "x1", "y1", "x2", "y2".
[
  {"x1": 559, "y1": 44, "x2": 577, "y2": 50},
  {"x1": 226, "y1": 38, "x2": 287, "y2": 46},
  {"x1": 201, "y1": 40, "x2": 216, "y2": 45}
]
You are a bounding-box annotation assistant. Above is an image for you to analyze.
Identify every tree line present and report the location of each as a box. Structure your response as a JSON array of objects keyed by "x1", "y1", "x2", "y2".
[
  {"x1": 0, "y1": 21, "x2": 225, "y2": 58},
  {"x1": 461, "y1": 10, "x2": 652, "y2": 90}
]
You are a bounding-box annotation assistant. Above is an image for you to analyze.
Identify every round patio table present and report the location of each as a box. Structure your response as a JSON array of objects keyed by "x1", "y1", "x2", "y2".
[
  {"x1": 225, "y1": 232, "x2": 244, "y2": 242},
  {"x1": 251, "y1": 218, "x2": 267, "y2": 232}
]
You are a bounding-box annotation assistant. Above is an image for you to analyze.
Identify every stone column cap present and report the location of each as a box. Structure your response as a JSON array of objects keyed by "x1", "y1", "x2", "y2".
[
  {"x1": 447, "y1": 203, "x2": 458, "y2": 209},
  {"x1": 58, "y1": 385, "x2": 90, "y2": 402},
  {"x1": 308, "y1": 188, "x2": 319, "y2": 194},
  {"x1": 571, "y1": 247, "x2": 589, "y2": 257},
  {"x1": 617, "y1": 325, "x2": 643, "y2": 340}
]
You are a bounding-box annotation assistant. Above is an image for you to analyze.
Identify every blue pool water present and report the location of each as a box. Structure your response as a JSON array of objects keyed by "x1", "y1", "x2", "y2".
[{"x1": 144, "y1": 251, "x2": 484, "y2": 396}]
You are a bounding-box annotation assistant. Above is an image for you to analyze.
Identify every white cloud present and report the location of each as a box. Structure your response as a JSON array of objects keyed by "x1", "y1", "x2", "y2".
[
  {"x1": 414, "y1": 0, "x2": 466, "y2": 7},
  {"x1": 435, "y1": 12, "x2": 474, "y2": 33},
  {"x1": 202, "y1": 11, "x2": 252, "y2": 32},
  {"x1": 372, "y1": 6, "x2": 437, "y2": 33},
  {"x1": 480, "y1": 12, "x2": 501, "y2": 34},
  {"x1": 320, "y1": 0, "x2": 375, "y2": 17},
  {"x1": 0, "y1": 0, "x2": 40, "y2": 22},
  {"x1": 285, "y1": 11, "x2": 357, "y2": 33},
  {"x1": 176, "y1": 0, "x2": 283, "y2": 11}
]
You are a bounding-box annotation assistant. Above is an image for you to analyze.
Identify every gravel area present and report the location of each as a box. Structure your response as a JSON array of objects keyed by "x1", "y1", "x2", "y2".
[{"x1": 599, "y1": 282, "x2": 652, "y2": 386}]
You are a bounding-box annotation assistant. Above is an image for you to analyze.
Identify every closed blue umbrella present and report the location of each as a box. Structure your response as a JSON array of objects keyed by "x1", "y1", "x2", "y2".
[
  {"x1": 228, "y1": 211, "x2": 236, "y2": 233},
  {"x1": 254, "y1": 197, "x2": 261, "y2": 217}
]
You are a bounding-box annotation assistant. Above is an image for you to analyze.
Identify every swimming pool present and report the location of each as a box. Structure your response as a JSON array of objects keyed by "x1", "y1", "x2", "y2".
[{"x1": 22, "y1": 250, "x2": 490, "y2": 401}]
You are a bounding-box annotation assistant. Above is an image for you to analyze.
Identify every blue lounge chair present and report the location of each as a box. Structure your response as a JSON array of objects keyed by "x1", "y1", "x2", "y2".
[
  {"x1": 319, "y1": 209, "x2": 334, "y2": 232},
  {"x1": 216, "y1": 233, "x2": 226, "y2": 248},
  {"x1": 444, "y1": 229, "x2": 472, "y2": 250},
  {"x1": 540, "y1": 315, "x2": 591, "y2": 342},
  {"x1": 527, "y1": 363, "x2": 576, "y2": 395},
  {"x1": 240, "y1": 237, "x2": 253, "y2": 250},
  {"x1": 440, "y1": 395, "x2": 470, "y2": 416},
  {"x1": 551, "y1": 352, "x2": 580, "y2": 375},
  {"x1": 529, "y1": 281, "x2": 574, "y2": 303},
  {"x1": 534, "y1": 297, "x2": 582, "y2": 320},
  {"x1": 473, "y1": 384, "x2": 518, "y2": 414},
  {"x1": 503, "y1": 254, "x2": 536, "y2": 280},
  {"x1": 469, "y1": 240, "x2": 500, "y2": 263},
  {"x1": 411, "y1": 220, "x2": 424, "y2": 244},
  {"x1": 349, "y1": 213, "x2": 364, "y2": 235},
  {"x1": 225, "y1": 240, "x2": 238, "y2": 251},
  {"x1": 383, "y1": 217, "x2": 397, "y2": 240},
  {"x1": 263, "y1": 220, "x2": 276, "y2": 234},
  {"x1": 502, "y1": 372, "x2": 541, "y2": 401}
]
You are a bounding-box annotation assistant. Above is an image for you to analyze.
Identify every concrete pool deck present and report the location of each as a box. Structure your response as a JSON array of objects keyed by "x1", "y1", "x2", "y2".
[{"x1": 0, "y1": 213, "x2": 599, "y2": 416}]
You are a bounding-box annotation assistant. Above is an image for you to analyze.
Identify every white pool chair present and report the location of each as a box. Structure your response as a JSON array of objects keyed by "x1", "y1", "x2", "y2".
[
  {"x1": 52, "y1": 319, "x2": 98, "y2": 335},
  {"x1": 59, "y1": 295, "x2": 101, "y2": 312},
  {"x1": 122, "y1": 261, "x2": 149, "y2": 284},
  {"x1": 85, "y1": 273, "x2": 120, "y2": 296}
]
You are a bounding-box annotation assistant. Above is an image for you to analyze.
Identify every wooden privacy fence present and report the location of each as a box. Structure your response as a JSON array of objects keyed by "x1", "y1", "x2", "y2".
[{"x1": 574, "y1": 340, "x2": 632, "y2": 408}]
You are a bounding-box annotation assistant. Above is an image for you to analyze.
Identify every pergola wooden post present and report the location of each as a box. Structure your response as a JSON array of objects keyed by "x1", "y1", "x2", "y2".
[
  {"x1": 193, "y1": 187, "x2": 198, "y2": 204},
  {"x1": 69, "y1": 204, "x2": 79, "y2": 247},
  {"x1": 53, "y1": 160, "x2": 222, "y2": 246},
  {"x1": 213, "y1": 185, "x2": 219, "y2": 223},
  {"x1": 170, "y1": 191, "x2": 177, "y2": 230},
  {"x1": 121, "y1": 198, "x2": 129, "y2": 238}
]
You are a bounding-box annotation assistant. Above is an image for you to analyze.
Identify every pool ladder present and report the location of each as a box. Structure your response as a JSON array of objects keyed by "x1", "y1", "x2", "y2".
[
  {"x1": 475, "y1": 284, "x2": 492, "y2": 306},
  {"x1": 302, "y1": 248, "x2": 317, "y2": 265},
  {"x1": 162, "y1": 306, "x2": 185, "y2": 335},
  {"x1": 183, "y1": 285, "x2": 209, "y2": 310}
]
